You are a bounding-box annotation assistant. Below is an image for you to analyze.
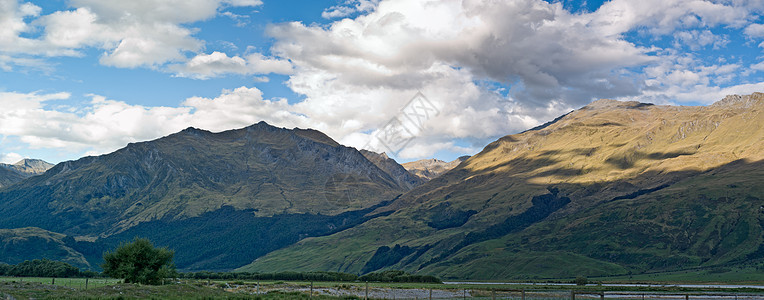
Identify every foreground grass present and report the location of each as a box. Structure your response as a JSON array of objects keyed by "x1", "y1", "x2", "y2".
[
  {"x1": 200, "y1": 279, "x2": 764, "y2": 294},
  {"x1": 0, "y1": 276, "x2": 122, "y2": 289},
  {"x1": 2, "y1": 277, "x2": 763, "y2": 299},
  {"x1": 589, "y1": 267, "x2": 764, "y2": 284},
  {"x1": 0, "y1": 281, "x2": 352, "y2": 300}
]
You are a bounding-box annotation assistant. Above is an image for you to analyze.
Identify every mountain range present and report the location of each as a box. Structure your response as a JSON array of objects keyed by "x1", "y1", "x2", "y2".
[
  {"x1": 0, "y1": 122, "x2": 418, "y2": 270},
  {"x1": 0, "y1": 93, "x2": 762, "y2": 279}
]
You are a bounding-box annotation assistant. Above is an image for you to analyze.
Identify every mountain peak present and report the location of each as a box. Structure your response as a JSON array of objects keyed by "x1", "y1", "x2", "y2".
[
  {"x1": 402, "y1": 156, "x2": 470, "y2": 181},
  {"x1": 10, "y1": 158, "x2": 54, "y2": 175}
]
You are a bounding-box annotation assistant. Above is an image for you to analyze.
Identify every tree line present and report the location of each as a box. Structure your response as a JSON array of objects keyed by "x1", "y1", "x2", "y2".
[
  {"x1": 179, "y1": 270, "x2": 441, "y2": 283},
  {"x1": 1, "y1": 238, "x2": 441, "y2": 285},
  {"x1": 0, "y1": 259, "x2": 100, "y2": 278}
]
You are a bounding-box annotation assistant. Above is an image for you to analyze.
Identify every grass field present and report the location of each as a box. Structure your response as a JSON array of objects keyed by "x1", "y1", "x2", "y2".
[
  {"x1": 0, "y1": 280, "x2": 350, "y2": 300},
  {"x1": 0, "y1": 276, "x2": 122, "y2": 289},
  {"x1": 2, "y1": 277, "x2": 763, "y2": 299},
  {"x1": 589, "y1": 267, "x2": 764, "y2": 284}
]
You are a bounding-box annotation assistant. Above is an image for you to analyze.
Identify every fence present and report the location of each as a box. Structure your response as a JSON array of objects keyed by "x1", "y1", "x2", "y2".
[{"x1": 207, "y1": 280, "x2": 764, "y2": 299}]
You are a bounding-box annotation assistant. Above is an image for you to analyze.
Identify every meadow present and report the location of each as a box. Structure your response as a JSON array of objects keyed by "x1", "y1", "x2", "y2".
[{"x1": 2, "y1": 275, "x2": 764, "y2": 299}]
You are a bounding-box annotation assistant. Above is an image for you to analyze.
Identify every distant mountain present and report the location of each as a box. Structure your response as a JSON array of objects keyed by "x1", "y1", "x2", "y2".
[
  {"x1": 402, "y1": 156, "x2": 470, "y2": 181},
  {"x1": 0, "y1": 159, "x2": 54, "y2": 188},
  {"x1": 240, "y1": 93, "x2": 764, "y2": 280},
  {"x1": 361, "y1": 150, "x2": 425, "y2": 189},
  {"x1": 0, "y1": 122, "x2": 416, "y2": 270}
]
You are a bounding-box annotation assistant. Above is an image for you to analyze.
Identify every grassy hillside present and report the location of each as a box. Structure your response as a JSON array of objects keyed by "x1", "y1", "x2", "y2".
[
  {"x1": 0, "y1": 228, "x2": 89, "y2": 269},
  {"x1": 240, "y1": 93, "x2": 764, "y2": 279}
]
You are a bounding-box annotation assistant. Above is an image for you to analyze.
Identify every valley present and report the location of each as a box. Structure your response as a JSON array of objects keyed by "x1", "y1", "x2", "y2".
[{"x1": 0, "y1": 93, "x2": 762, "y2": 282}]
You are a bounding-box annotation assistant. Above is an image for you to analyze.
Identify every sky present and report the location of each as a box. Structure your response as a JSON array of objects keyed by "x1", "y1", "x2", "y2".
[{"x1": 0, "y1": 0, "x2": 763, "y2": 165}]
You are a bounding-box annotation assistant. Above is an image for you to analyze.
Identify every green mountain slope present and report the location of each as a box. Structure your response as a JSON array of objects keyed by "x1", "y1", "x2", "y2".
[
  {"x1": 0, "y1": 227, "x2": 89, "y2": 269},
  {"x1": 239, "y1": 93, "x2": 764, "y2": 279},
  {"x1": 0, "y1": 122, "x2": 418, "y2": 270},
  {"x1": 0, "y1": 167, "x2": 25, "y2": 188}
]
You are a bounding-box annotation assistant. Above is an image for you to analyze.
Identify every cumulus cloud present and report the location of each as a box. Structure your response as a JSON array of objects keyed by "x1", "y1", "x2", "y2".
[
  {"x1": 322, "y1": 0, "x2": 379, "y2": 19},
  {"x1": 0, "y1": 0, "x2": 263, "y2": 68},
  {"x1": 0, "y1": 87, "x2": 310, "y2": 158},
  {"x1": 0, "y1": 152, "x2": 23, "y2": 164},
  {"x1": 745, "y1": 23, "x2": 764, "y2": 38},
  {"x1": 264, "y1": 0, "x2": 663, "y2": 157},
  {"x1": 258, "y1": 0, "x2": 764, "y2": 158},
  {"x1": 752, "y1": 61, "x2": 764, "y2": 72},
  {"x1": 170, "y1": 51, "x2": 293, "y2": 79},
  {"x1": 674, "y1": 30, "x2": 729, "y2": 50}
]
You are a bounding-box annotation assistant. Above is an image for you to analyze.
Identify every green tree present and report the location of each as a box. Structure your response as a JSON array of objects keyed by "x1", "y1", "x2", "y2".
[{"x1": 101, "y1": 238, "x2": 176, "y2": 285}]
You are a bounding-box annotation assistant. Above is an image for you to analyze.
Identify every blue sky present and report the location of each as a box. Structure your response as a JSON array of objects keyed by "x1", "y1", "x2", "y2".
[{"x1": 0, "y1": 0, "x2": 763, "y2": 165}]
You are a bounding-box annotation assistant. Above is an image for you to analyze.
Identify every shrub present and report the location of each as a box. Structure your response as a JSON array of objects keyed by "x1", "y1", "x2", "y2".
[{"x1": 101, "y1": 238, "x2": 176, "y2": 285}]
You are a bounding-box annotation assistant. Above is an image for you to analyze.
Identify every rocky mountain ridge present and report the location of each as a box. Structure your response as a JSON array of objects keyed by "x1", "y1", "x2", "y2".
[
  {"x1": 0, "y1": 159, "x2": 54, "y2": 188},
  {"x1": 402, "y1": 156, "x2": 470, "y2": 181}
]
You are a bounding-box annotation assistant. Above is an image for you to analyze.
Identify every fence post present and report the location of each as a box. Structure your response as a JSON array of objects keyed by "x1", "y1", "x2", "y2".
[
  {"x1": 522, "y1": 288, "x2": 525, "y2": 300},
  {"x1": 600, "y1": 291, "x2": 604, "y2": 300},
  {"x1": 491, "y1": 288, "x2": 495, "y2": 300},
  {"x1": 257, "y1": 281, "x2": 260, "y2": 294},
  {"x1": 429, "y1": 287, "x2": 433, "y2": 300},
  {"x1": 685, "y1": 295, "x2": 689, "y2": 300},
  {"x1": 571, "y1": 290, "x2": 575, "y2": 300},
  {"x1": 85, "y1": 278, "x2": 88, "y2": 290},
  {"x1": 365, "y1": 281, "x2": 369, "y2": 300},
  {"x1": 310, "y1": 281, "x2": 313, "y2": 299},
  {"x1": 463, "y1": 288, "x2": 466, "y2": 299},
  {"x1": 52, "y1": 278, "x2": 55, "y2": 285}
]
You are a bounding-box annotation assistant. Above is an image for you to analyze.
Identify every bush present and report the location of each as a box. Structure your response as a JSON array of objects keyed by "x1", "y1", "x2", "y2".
[
  {"x1": 575, "y1": 276, "x2": 588, "y2": 286},
  {"x1": 0, "y1": 260, "x2": 98, "y2": 278},
  {"x1": 102, "y1": 238, "x2": 176, "y2": 285},
  {"x1": 358, "y1": 270, "x2": 441, "y2": 283}
]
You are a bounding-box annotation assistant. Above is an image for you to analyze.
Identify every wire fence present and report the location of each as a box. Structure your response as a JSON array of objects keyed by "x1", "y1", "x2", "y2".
[
  {"x1": 2, "y1": 277, "x2": 763, "y2": 299},
  {"x1": 0, "y1": 276, "x2": 122, "y2": 290},
  {"x1": 207, "y1": 280, "x2": 764, "y2": 300}
]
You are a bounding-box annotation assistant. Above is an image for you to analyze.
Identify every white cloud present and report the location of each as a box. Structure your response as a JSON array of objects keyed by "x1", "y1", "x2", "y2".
[
  {"x1": 744, "y1": 23, "x2": 764, "y2": 38},
  {"x1": 322, "y1": 0, "x2": 379, "y2": 19},
  {"x1": 0, "y1": 87, "x2": 308, "y2": 158},
  {"x1": 589, "y1": 0, "x2": 750, "y2": 36},
  {"x1": 752, "y1": 61, "x2": 764, "y2": 71},
  {"x1": 674, "y1": 30, "x2": 729, "y2": 50},
  {"x1": 0, "y1": 0, "x2": 263, "y2": 68},
  {"x1": 170, "y1": 51, "x2": 293, "y2": 79},
  {"x1": 265, "y1": 0, "x2": 661, "y2": 157},
  {"x1": 0, "y1": 152, "x2": 23, "y2": 164},
  {"x1": 263, "y1": 0, "x2": 764, "y2": 158}
]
